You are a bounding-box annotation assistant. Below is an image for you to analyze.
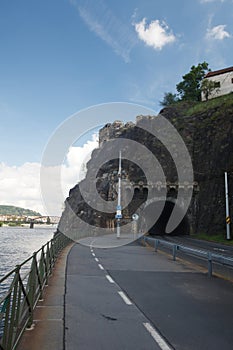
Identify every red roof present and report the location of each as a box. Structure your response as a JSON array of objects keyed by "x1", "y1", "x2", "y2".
[{"x1": 205, "y1": 66, "x2": 233, "y2": 78}]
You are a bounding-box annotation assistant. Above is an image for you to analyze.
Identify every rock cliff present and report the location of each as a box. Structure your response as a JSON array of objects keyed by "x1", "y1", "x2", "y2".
[{"x1": 58, "y1": 94, "x2": 233, "y2": 236}]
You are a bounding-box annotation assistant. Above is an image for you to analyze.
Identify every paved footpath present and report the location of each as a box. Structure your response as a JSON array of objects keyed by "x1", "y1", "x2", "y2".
[{"x1": 18, "y1": 240, "x2": 233, "y2": 350}]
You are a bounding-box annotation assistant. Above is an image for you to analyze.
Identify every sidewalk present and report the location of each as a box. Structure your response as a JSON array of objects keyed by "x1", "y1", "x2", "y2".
[{"x1": 17, "y1": 243, "x2": 74, "y2": 350}]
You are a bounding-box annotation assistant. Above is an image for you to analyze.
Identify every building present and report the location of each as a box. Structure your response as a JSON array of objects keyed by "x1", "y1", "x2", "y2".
[{"x1": 201, "y1": 66, "x2": 233, "y2": 101}]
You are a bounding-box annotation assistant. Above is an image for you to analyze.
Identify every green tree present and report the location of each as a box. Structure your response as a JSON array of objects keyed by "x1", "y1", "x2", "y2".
[
  {"x1": 201, "y1": 79, "x2": 219, "y2": 101},
  {"x1": 176, "y1": 62, "x2": 210, "y2": 101},
  {"x1": 159, "y1": 92, "x2": 179, "y2": 107}
]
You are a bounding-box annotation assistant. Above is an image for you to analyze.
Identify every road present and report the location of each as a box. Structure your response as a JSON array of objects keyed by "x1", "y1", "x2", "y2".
[
  {"x1": 160, "y1": 235, "x2": 233, "y2": 258},
  {"x1": 65, "y1": 240, "x2": 233, "y2": 350}
]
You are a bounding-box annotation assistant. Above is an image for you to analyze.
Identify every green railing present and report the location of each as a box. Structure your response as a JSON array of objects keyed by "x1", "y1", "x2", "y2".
[{"x1": 0, "y1": 233, "x2": 72, "y2": 350}]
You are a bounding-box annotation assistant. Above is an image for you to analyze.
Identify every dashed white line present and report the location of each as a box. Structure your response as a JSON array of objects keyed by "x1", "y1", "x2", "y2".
[
  {"x1": 106, "y1": 275, "x2": 115, "y2": 283},
  {"x1": 143, "y1": 322, "x2": 172, "y2": 350},
  {"x1": 118, "y1": 291, "x2": 132, "y2": 305},
  {"x1": 98, "y1": 264, "x2": 104, "y2": 270},
  {"x1": 89, "y1": 246, "x2": 171, "y2": 350}
]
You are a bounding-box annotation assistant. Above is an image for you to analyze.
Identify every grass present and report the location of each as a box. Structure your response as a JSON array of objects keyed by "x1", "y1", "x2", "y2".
[
  {"x1": 185, "y1": 93, "x2": 233, "y2": 116},
  {"x1": 191, "y1": 232, "x2": 233, "y2": 246},
  {"x1": 162, "y1": 93, "x2": 233, "y2": 120}
]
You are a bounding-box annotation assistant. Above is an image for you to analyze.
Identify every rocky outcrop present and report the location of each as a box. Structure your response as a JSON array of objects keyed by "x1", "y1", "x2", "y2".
[{"x1": 58, "y1": 95, "x2": 233, "y2": 236}]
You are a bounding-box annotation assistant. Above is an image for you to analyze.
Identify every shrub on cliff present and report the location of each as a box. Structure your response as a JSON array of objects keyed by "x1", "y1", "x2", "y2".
[{"x1": 160, "y1": 62, "x2": 211, "y2": 106}]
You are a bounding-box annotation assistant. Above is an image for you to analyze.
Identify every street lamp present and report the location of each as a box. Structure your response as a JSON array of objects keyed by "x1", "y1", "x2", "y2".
[
  {"x1": 115, "y1": 151, "x2": 122, "y2": 238},
  {"x1": 225, "y1": 172, "x2": 231, "y2": 240}
]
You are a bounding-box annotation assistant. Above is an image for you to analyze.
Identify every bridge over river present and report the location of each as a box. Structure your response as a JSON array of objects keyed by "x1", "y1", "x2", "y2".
[{"x1": 16, "y1": 237, "x2": 233, "y2": 350}]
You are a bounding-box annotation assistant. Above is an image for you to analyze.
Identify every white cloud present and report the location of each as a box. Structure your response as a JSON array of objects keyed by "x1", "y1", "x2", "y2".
[
  {"x1": 206, "y1": 24, "x2": 231, "y2": 40},
  {"x1": 0, "y1": 135, "x2": 98, "y2": 216},
  {"x1": 0, "y1": 162, "x2": 43, "y2": 213},
  {"x1": 61, "y1": 134, "x2": 99, "y2": 198},
  {"x1": 70, "y1": 0, "x2": 136, "y2": 63},
  {"x1": 134, "y1": 18, "x2": 176, "y2": 50}
]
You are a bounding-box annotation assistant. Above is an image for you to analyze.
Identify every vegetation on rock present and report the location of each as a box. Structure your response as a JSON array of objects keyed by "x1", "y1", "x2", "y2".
[{"x1": 160, "y1": 61, "x2": 211, "y2": 106}]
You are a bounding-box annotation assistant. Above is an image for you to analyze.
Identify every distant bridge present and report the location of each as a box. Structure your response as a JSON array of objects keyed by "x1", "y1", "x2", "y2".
[{"x1": 29, "y1": 216, "x2": 60, "y2": 228}]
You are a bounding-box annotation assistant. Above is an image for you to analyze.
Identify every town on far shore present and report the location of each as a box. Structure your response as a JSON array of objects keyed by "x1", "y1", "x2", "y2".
[
  {"x1": 0, "y1": 205, "x2": 60, "y2": 226},
  {"x1": 0, "y1": 215, "x2": 60, "y2": 224}
]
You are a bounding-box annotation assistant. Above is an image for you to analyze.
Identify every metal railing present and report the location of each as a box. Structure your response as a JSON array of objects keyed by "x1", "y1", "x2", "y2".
[
  {"x1": 142, "y1": 236, "x2": 233, "y2": 277},
  {"x1": 0, "y1": 233, "x2": 72, "y2": 350}
]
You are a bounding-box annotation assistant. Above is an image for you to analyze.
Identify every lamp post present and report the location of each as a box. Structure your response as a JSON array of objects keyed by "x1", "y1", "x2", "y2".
[
  {"x1": 225, "y1": 172, "x2": 231, "y2": 240},
  {"x1": 116, "y1": 151, "x2": 122, "y2": 239}
]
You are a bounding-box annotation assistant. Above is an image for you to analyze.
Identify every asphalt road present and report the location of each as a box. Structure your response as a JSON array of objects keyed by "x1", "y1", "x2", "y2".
[
  {"x1": 65, "y1": 241, "x2": 233, "y2": 350},
  {"x1": 161, "y1": 235, "x2": 233, "y2": 258}
]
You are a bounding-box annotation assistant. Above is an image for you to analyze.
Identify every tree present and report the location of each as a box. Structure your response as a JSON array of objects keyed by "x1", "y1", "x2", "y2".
[
  {"x1": 201, "y1": 79, "x2": 219, "y2": 101},
  {"x1": 176, "y1": 62, "x2": 210, "y2": 101},
  {"x1": 159, "y1": 92, "x2": 179, "y2": 107}
]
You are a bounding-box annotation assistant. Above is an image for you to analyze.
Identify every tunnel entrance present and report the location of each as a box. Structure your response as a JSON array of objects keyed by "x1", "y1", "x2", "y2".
[{"x1": 147, "y1": 200, "x2": 190, "y2": 236}]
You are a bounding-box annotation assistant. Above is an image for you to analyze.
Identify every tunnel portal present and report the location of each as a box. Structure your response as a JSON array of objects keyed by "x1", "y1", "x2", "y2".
[{"x1": 146, "y1": 200, "x2": 190, "y2": 236}]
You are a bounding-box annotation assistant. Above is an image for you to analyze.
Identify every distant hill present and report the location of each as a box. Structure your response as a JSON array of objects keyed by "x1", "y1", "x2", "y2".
[{"x1": 0, "y1": 205, "x2": 41, "y2": 216}]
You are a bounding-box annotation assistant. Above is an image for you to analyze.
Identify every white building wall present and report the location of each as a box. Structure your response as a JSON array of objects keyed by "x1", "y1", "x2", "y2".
[{"x1": 201, "y1": 71, "x2": 233, "y2": 101}]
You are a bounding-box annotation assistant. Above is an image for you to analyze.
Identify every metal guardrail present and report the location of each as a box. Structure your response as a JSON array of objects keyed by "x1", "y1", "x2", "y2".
[
  {"x1": 0, "y1": 233, "x2": 72, "y2": 350},
  {"x1": 142, "y1": 236, "x2": 233, "y2": 277}
]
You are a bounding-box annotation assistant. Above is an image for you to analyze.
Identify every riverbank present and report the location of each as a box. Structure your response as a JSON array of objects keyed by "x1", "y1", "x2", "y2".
[{"x1": 0, "y1": 223, "x2": 57, "y2": 228}]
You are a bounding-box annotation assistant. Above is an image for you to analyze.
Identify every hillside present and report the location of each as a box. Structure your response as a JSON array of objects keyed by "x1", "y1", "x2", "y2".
[
  {"x1": 160, "y1": 92, "x2": 233, "y2": 118},
  {"x1": 0, "y1": 205, "x2": 41, "y2": 217}
]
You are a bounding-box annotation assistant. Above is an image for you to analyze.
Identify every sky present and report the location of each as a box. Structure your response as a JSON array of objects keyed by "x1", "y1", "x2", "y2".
[{"x1": 0, "y1": 0, "x2": 233, "y2": 215}]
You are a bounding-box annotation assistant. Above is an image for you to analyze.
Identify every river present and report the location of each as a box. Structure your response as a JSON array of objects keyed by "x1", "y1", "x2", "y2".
[{"x1": 0, "y1": 225, "x2": 55, "y2": 280}]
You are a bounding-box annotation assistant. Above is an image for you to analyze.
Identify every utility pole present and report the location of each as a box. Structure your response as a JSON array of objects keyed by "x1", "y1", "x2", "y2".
[
  {"x1": 225, "y1": 172, "x2": 231, "y2": 240},
  {"x1": 116, "y1": 151, "x2": 122, "y2": 239}
]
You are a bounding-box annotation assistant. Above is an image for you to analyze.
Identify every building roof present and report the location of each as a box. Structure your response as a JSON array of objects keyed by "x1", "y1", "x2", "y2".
[{"x1": 205, "y1": 66, "x2": 233, "y2": 78}]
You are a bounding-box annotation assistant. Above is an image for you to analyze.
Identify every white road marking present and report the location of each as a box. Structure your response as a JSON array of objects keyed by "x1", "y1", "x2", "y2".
[
  {"x1": 90, "y1": 237, "x2": 98, "y2": 249},
  {"x1": 106, "y1": 275, "x2": 115, "y2": 283},
  {"x1": 118, "y1": 291, "x2": 132, "y2": 305},
  {"x1": 143, "y1": 322, "x2": 172, "y2": 350},
  {"x1": 34, "y1": 318, "x2": 62, "y2": 322},
  {"x1": 98, "y1": 264, "x2": 104, "y2": 270},
  {"x1": 95, "y1": 257, "x2": 99, "y2": 262},
  {"x1": 92, "y1": 253, "x2": 95, "y2": 257}
]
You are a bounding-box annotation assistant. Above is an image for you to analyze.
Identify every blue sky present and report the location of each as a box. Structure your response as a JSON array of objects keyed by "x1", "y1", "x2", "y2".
[{"x1": 0, "y1": 0, "x2": 233, "y2": 214}]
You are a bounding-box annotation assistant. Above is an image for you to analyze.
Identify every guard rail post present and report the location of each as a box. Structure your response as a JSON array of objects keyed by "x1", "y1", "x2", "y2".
[
  {"x1": 155, "y1": 239, "x2": 159, "y2": 252},
  {"x1": 27, "y1": 253, "x2": 37, "y2": 329},
  {"x1": 173, "y1": 245, "x2": 178, "y2": 261},
  {"x1": 208, "y1": 252, "x2": 212, "y2": 277}
]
